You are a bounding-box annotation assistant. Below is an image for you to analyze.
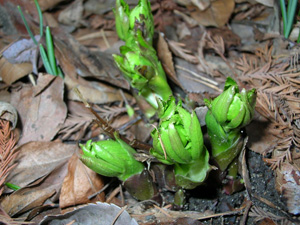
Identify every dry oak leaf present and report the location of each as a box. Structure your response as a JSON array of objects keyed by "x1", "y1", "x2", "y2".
[
  {"x1": 5, "y1": 141, "x2": 76, "y2": 190},
  {"x1": 188, "y1": 0, "x2": 235, "y2": 27},
  {"x1": 59, "y1": 154, "x2": 105, "y2": 208}
]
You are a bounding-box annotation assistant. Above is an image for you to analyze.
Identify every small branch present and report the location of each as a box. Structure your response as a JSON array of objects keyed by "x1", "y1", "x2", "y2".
[{"x1": 73, "y1": 88, "x2": 152, "y2": 151}]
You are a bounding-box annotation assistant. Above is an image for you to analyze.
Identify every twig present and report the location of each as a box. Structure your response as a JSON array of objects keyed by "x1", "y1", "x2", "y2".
[
  {"x1": 175, "y1": 65, "x2": 219, "y2": 86},
  {"x1": 110, "y1": 205, "x2": 127, "y2": 225},
  {"x1": 73, "y1": 87, "x2": 152, "y2": 151},
  {"x1": 88, "y1": 180, "x2": 114, "y2": 199},
  {"x1": 106, "y1": 186, "x2": 121, "y2": 203}
]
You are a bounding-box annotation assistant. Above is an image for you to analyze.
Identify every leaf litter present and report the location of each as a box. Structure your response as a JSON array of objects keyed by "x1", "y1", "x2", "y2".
[{"x1": 0, "y1": 0, "x2": 299, "y2": 224}]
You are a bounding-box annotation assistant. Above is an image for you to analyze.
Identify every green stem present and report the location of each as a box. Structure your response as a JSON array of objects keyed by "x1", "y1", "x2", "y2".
[
  {"x1": 34, "y1": 0, "x2": 43, "y2": 38},
  {"x1": 285, "y1": 0, "x2": 297, "y2": 38},
  {"x1": 46, "y1": 26, "x2": 58, "y2": 75},
  {"x1": 17, "y1": 6, "x2": 38, "y2": 45},
  {"x1": 39, "y1": 44, "x2": 54, "y2": 75}
]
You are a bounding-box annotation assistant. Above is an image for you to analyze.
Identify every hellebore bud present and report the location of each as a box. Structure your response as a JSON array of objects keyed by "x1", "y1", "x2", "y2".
[
  {"x1": 114, "y1": 0, "x2": 130, "y2": 41},
  {"x1": 114, "y1": 0, "x2": 154, "y2": 44},
  {"x1": 113, "y1": 30, "x2": 172, "y2": 107},
  {"x1": 205, "y1": 77, "x2": 256, "y2": 171},
  {"x1": 205, "y1": 77, "x2": 256, "y2": 133},
  {"x1": 150, "y1": 97, "x2": 204, "y2": 165},
  {"x1": 80, "y1": 135, "x2": 144, "y2": 182}
]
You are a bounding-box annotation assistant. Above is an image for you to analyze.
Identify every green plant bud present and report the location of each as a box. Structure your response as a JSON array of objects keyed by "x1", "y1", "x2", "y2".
[
  {"x1": 150, "y1": 97, "x2": 205, "y2": 165},
  {"x1": 114, "y1": 0, "x2": 130, "y2": 41},
  {"x1": 205, "y1": 77, "x2": 256, "y2": 133},
  {"x1": 80, "y1": 136, "x2": 144, "y2": 181},
  {"x1": 205, "y1": 77, "x2": 256, "y2": 171},
  {"x1": 128, "y1": 0, "x2": 154, "y2": 44}
]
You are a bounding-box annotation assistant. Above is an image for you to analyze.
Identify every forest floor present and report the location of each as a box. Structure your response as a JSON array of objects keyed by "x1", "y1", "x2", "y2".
[{"x1": 0, "y1": 0, "x2": 299, "y2": 224}]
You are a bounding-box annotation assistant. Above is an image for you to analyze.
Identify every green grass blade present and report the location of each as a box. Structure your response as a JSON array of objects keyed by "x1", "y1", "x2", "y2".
[
  {"x1": 34, "y1": 0, "x2": 43, "y2": 37},
  {"x1": 279, "y1": 0, "x2": 287, "y2": 36},
  {"x1": 285, "y1": 0, "x2": 297, "y2": 38},
  {"x1": 39, "y1": 44, "x2": 54, "y2": 75},
  {"x1": 45, "y1": 26, "x2": 58, "y2": 75},
  {"x1": 17, "y1": 6, "x2": 38, "y2": 45},
  {"x1": 5, "y1": 182, "x2": 21, "y2": 191},
  {"x1": 57, "y1": 67, "x2": 64, "y2": 79}
]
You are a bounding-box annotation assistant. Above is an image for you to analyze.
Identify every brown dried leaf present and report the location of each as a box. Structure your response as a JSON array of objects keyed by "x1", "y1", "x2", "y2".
[
  {"x1": 58, "y1": 101, "x2": 94, "y2": 141},
  {"x1": 58, "y1": 0, "x2": 84, "y2": 27},
  {"x1": 188, "y1": 0, "x2": 235, "y2": 27},
  {"x1": 2, "y1": 185, "x2": 56, "y2": 217},
  {"x1": 60, "y1": 154, "x2": 105, "y2": 208},
  {"x1": 11, "y1": 75, "x2": 67, "y2": 145},
  {"x1": 0, "y1": 57, "x2": 32, "y2": 85},
  {"x1": 156, "y1": 33, "x2": 182, "y2": 88},
  {"x1": 1, "y1": 162, "x2": 69, "y2": 217},
  {"x1": 275, "y1": 161, "x2": 300, "y2": 215},
  {"x1": 5, "y1": 141, "x2": 76, "y2": 190},
  {"x1": 38, "y1": 0, "x2": 65, "y2": 11},
  {"x1": 53, "y1": 31, "x2": 129, "y2": 90},
  {"x1": 0, "y1": 102, "x2": 18, "y2": 129},
  {"x1": 40, "y1": 202, "x2": 138, "y2": 225},
  {"x1": 168, "y1": 40, "x2": 199, "y2": 64}
]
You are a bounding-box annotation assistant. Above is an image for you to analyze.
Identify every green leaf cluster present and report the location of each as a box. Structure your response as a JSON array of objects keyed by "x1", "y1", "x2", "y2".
[
  {"x1": 80, "y1": 134, "x2": 144, "y2": 182},
  {"x1": 113, "y1": 0, "x2": 172, "y2": 108},
  {"x1": 205, "y1": 77, "x2": 256, "y2": 171},
  {"x1": 18, "y1": 0, "x2": 63, "y2": 78},
  {"x1": 150, "y1": 97, "x2": 210, "y2": 189}
]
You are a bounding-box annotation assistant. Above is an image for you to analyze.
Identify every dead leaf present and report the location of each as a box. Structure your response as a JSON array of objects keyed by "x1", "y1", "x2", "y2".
[
  {"x1": 11, "y1": 75, "x2": 67, "y2": 145},
  {"x1": 0, "y1": 101, "x2": 18, "y2": 129},
  {"x1": 5, "y1": 141, "x2": 76, "y2": 190},
  {"x1": 57, "y1": 101, "x2": 94, "y2": 141},
  {"x1": 2, "y1": 37, "x2": 40, "y2": 74},
  {"x1": 191, "y1": 0, "x2": 210, "y2": 11},
  {"x1": 59, "y1": 154, "x2": 106, "y2": 208},
  {"x1": 0, "y1": 57, "x2": 33, "y2": 85},
  {"x1": 167, "y1": 40, "x2": 199, "y2": 64},
  {"x1": 39, "y1": 202, "x2": 138, "y2": 225},
  {"x1": 58, "y1": 0, "x2": 84, "y2": 27},
  {"x1": 53, "y1": 31, "x2": 129, "y2": 90},
  {"x1": 38, "y1": 0, "x2": 66, "y2": 11},
  {"x1": 156, "y1": 33, "x2": 182, "y2": 88},
  {"x1": 1, "y1": 162, "x2": 69, "y2": 217},
  {"x1": 275, "y1": 161, "x2": 300, "y2": 215},
  {"x1": 188, "y1": 0, "x2": 235, "y2": 27}
]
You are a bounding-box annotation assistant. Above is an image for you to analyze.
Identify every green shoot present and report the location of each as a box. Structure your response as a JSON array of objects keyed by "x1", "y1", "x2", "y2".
[
  {"x1": 5, "y1": 182, "x2": 21, "y2": 191},
  {"x1": 17, "y1": 6, "x2": 38, "y2": 45},
  {"x1": 46, "y1": 26, "x2": 58, "y2": 76},
  {"x1": 39, "y1": 44, "x2": 54, "y2": 75},
  {"x1": 34, "y1": 0, "x2": 43, "y2": 37},
  {"x1": 279, "y1": 0, "x2": 298, "y2": 38},
  {"x1": 18, "y1": 2, "x2": 63, "y2": 78}
]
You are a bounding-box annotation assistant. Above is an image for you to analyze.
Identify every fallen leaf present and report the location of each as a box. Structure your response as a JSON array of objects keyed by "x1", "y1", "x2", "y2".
[
  {"x1": 1, "y1": 162, "x2": 69, "y2": 217},
  {"x1": 0, "y1": 101, "x2": 18, "y2": 129},
  {"x1": 11, "y1": 75, "x2": 67, "y2": 145},
  {"x1": 275, "y1": 161, "x2": 300, "y2": 215},
  {"x1": 188, "y1": 0, "x2": 235, "y2": 27},
  {"x1": 58, "y1": 0, "x2": 84, "y2": 27},
  {"x1": 5, "y1": 141, "x2": 76, "y2": 190},
  {"x1": 167, "y1": 40, "x2": 199, "y2": 64},
  {"x1": 57, "y1": 101, "x2": 94, "y2": 141},
  {"x1": 0, "y1": 57, "x2": 33, "y2": 85},
  {"x1": 39, "y1": 202, "x2": 138, "y2": 225},
  {"x1": 60, "y1": 154, "x2": 106, "y2": 208},
  {"x1": 156, "y1": 33, "x2": 182, "y2": 88}
]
